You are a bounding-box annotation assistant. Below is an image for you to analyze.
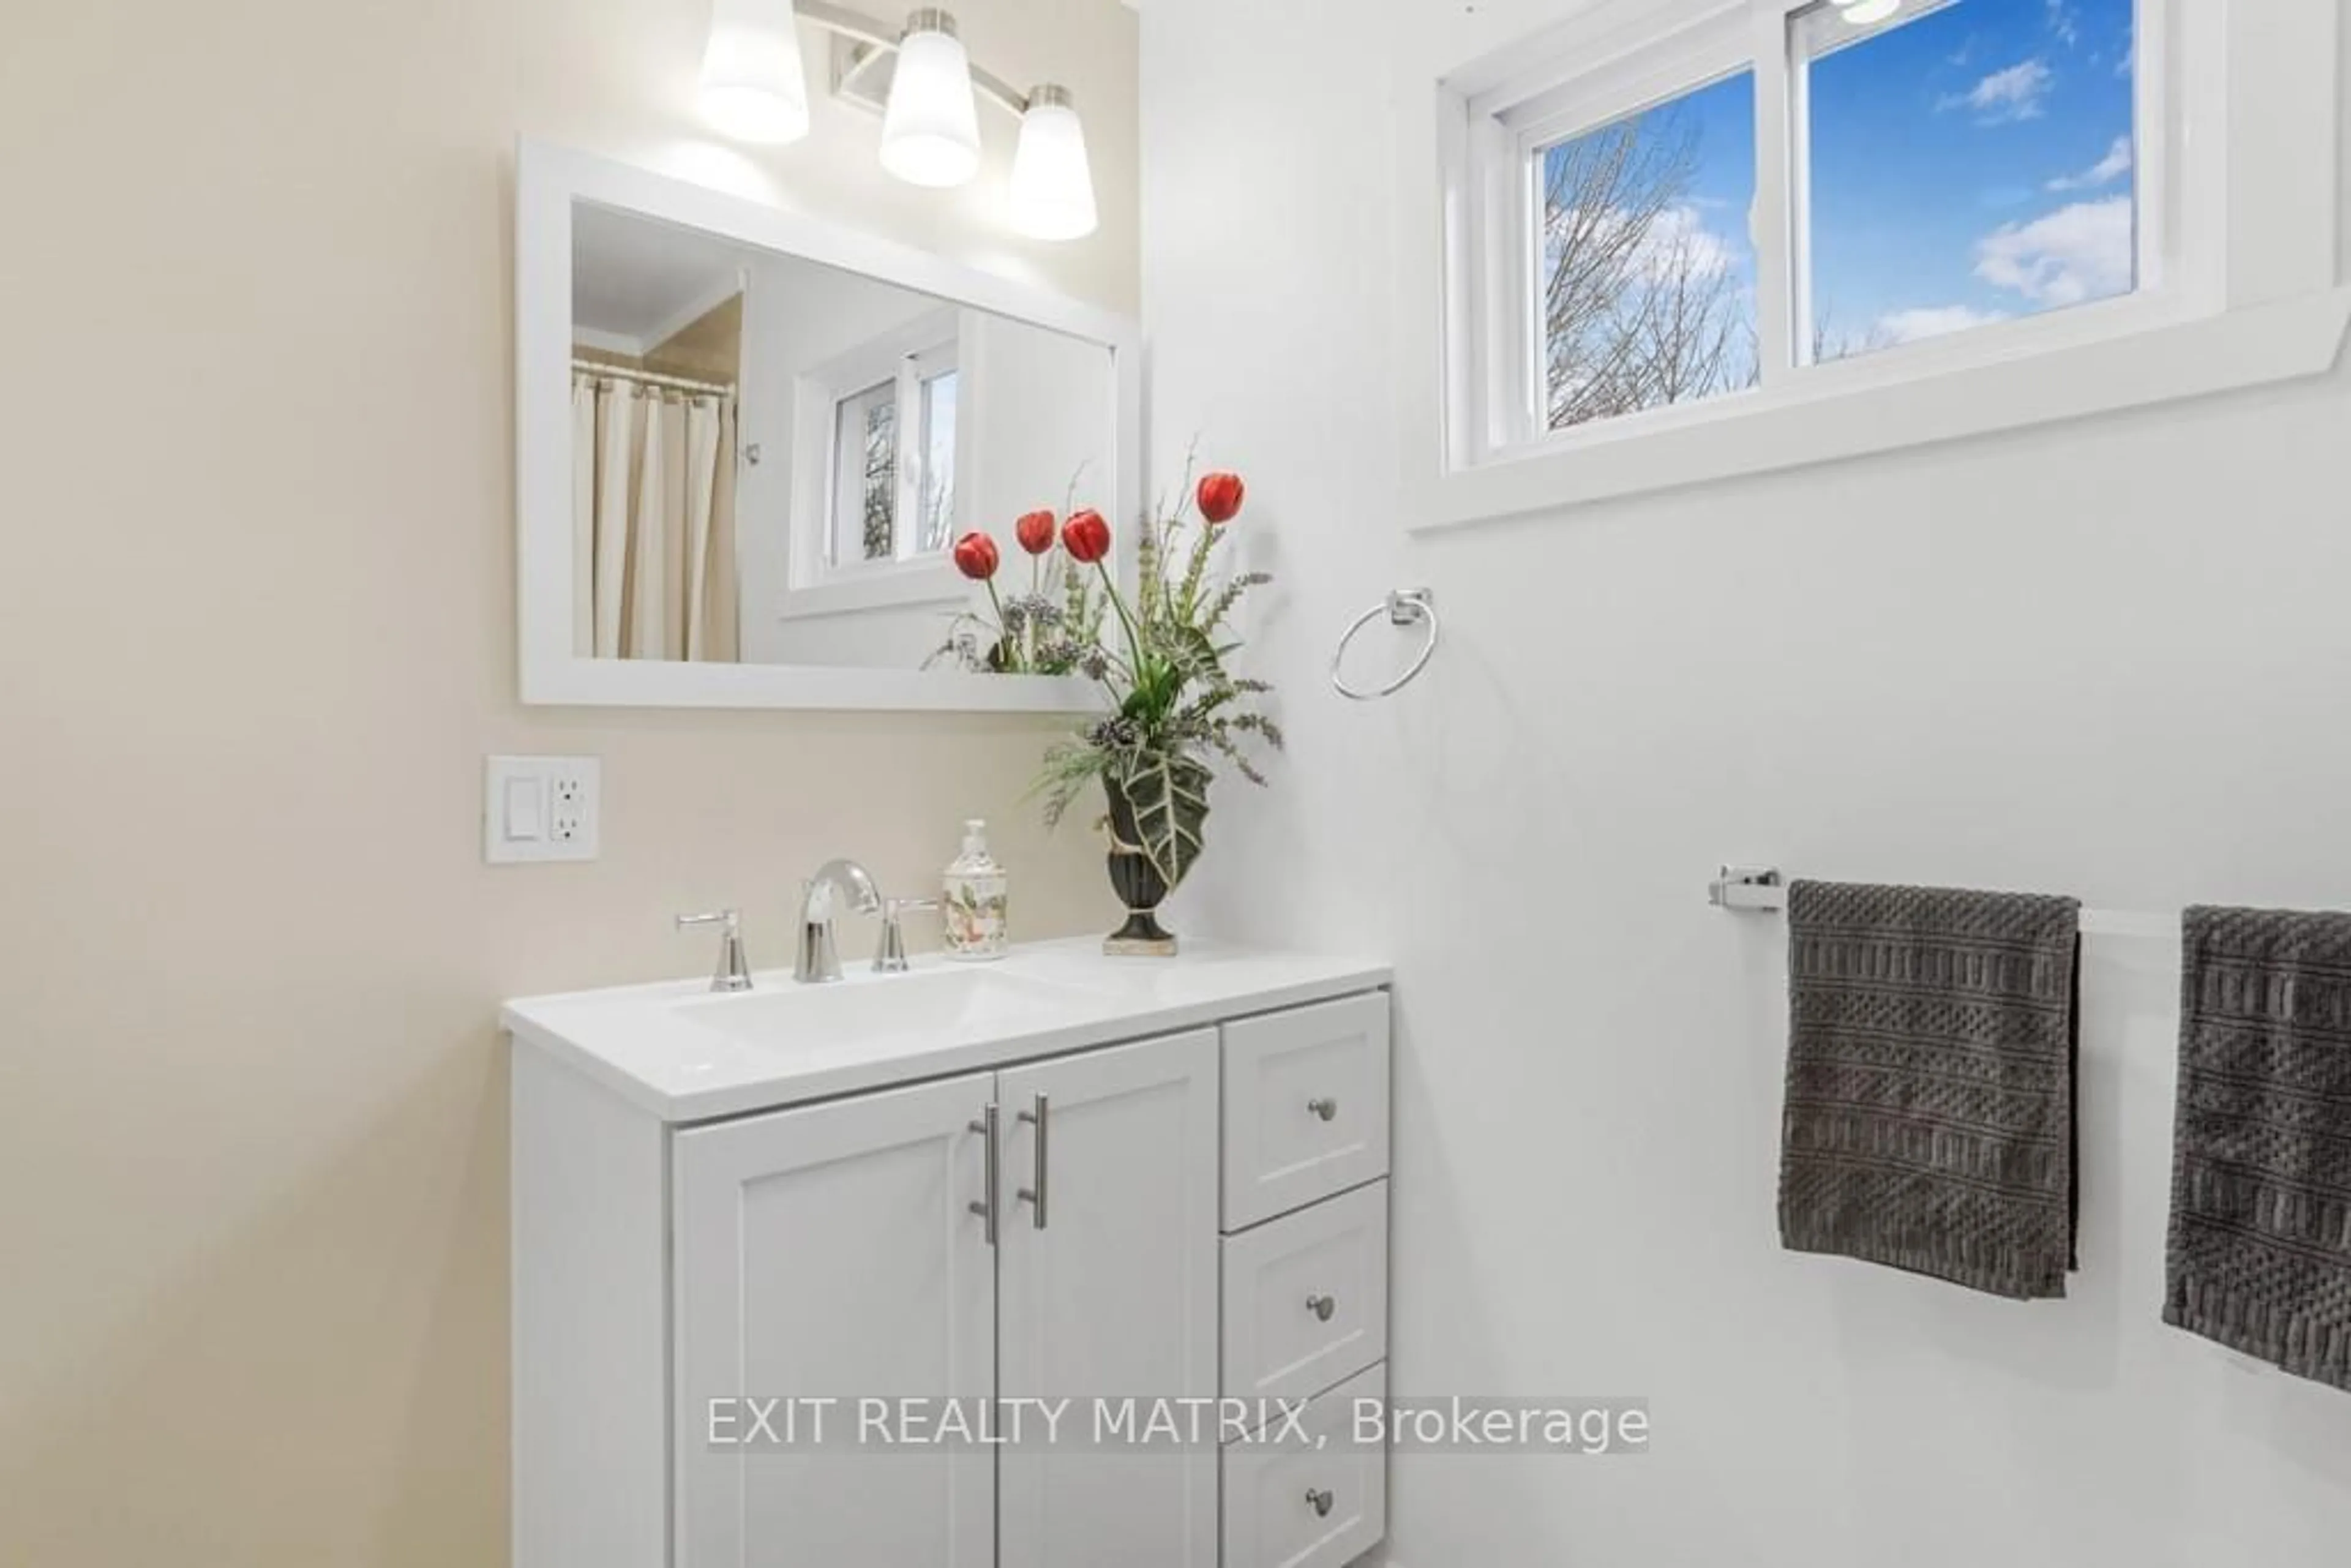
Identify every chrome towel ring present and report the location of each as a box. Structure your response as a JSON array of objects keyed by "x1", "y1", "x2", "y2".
[{"x1": 1330, "y1": 588, "x2": 1439, "y2": 701}]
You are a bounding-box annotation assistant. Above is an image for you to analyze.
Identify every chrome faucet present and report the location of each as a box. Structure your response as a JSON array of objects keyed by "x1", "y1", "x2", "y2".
[
  {"x1": 874, "y1": 897, "x2": 942, "y2": 973},
  {"x1": 794, "y1": 858, "x2": 882, "y2": 983},
  {"x1": 675, "y1": 909, "x2": 753, "y2": 992}
]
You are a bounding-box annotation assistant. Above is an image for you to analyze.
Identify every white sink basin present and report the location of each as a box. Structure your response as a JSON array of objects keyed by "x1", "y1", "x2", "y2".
[
  {"x1": 672, "y1": 967, "x2": 1104, "y2": 1055},
  {"x1": 503, "y1": 940, "x2": 1392, "y2": 1120}
]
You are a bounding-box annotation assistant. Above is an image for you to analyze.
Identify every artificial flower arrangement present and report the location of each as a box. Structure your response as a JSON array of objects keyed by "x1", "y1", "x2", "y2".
[
  {"x1": 929, "y1": 497, "x2": 1111, "y2": 677},
  {"x1": 939, "y1": 465, "x2": 1281, "y2": 950}
]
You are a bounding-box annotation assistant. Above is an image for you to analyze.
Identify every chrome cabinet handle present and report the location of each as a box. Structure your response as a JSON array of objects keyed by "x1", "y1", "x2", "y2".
[
  {"x1": 1306, "y1": 1293, "x2": 1336, "y2": 1322},
  {"x1": 1307, "y1": 1097, "x2": 1339, "y2": 1122},
  {"x1": 1305, "y1": 1488, "x2": 1334, "y2": 1518},
  {"x1": 969, "y1": 1103, "x2": 999, "y2": 1246},
  {"x1": 1016, "y1": 1093, "x2": 1049, "y2": 1229}
]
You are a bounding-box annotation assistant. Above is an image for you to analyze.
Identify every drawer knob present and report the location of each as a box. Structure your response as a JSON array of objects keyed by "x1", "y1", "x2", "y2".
[
  {"x1": 1305, "y1": 1488, "x2": 1335, "y2": 1518},
  {"x1": 1306, "y1": 1097, "x2": 1339, "y2": 1122},
  {"x1": 1305, "y1": 1292, "x2": 1337, "y2": 1322}
]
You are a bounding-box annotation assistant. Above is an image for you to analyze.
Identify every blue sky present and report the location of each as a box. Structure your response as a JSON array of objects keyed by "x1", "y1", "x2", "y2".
[{"x1": 1564, "y1": 0, "x2": 2137, "y2": 364}]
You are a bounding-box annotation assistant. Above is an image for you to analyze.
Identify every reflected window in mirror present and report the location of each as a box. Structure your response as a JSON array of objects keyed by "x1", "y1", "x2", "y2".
[
  {"x1": 836, "y1": 379, "x2": 898, "y2": 562},
  {"x1": 918, "y1": 364, "x2": 957, "y2": 552},
  {"x1": 817, "y1": 324, "x2": 961, "y2": 577}
]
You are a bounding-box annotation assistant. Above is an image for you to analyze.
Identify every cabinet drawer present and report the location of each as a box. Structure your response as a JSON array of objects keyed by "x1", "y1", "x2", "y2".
[
  {"x1": 1222, "y1": 993, "x2": 1390, "y2": 1230},
  {"x1": 1220, "y1": 1362, "x2": 1387, "y2": 1568},
  {"x1": 1221, "y1": 1180, "x2": 1387, "y2": 1404}
]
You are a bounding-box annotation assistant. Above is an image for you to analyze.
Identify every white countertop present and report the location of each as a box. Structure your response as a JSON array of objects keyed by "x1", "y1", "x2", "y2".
[{"x1": 503, "y1": 939, "x2": 1392, "y2": 1122}]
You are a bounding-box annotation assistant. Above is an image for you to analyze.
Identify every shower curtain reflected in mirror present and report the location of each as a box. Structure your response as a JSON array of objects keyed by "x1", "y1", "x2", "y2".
[{"x1": 571, "y1": 372, "x2": 739, "y2": 662}]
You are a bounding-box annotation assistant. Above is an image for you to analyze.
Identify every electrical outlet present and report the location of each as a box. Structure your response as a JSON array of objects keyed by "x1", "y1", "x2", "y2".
[
  {"x1": 547, "y1": 762, "x2": 591, "y2": 844},
  {"x1": 486, "y1": 756, "x2": 600, "y2": 863}
]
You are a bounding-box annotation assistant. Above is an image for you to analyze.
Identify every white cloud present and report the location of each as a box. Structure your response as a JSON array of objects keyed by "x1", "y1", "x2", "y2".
[
  {"x1": 2047, "y1": 135, "x2": 2132, "y2": 192},
  {"x1": 1635, "y1": 206, "x2": 1737, "y2": 282},
  {"x1": 1974, "y1": 196, "x2": 2135, "y2": 307},
  {"x1": 1940, "y1": 59, "x2": 2054, "y2": 124},
  {"x1": 1875, "y1": 305, "x2": 2010, "y2": 346},
  {"x1": 2045, "y1": 0, "x2": 2079, "y2": 47}
]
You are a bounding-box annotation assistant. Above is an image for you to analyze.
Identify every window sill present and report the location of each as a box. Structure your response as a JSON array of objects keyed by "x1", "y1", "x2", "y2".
[
  {"x1": 1407, "y1": 286, "x2": 2351, "y2": 535},
  {"x1": 776, "y1": 560, "x2": 967, "y2": 621}
]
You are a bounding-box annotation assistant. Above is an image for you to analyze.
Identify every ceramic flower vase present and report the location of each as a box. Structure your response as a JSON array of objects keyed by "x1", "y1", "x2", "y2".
[{"x1": 1101, "y1": 777, "x2": 1179, "y2": 956}]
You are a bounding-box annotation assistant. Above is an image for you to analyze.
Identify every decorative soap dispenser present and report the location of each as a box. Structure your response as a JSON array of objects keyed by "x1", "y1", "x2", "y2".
[{"x1": 942, "y1": 819, "x2": 1009, "y2": 961}]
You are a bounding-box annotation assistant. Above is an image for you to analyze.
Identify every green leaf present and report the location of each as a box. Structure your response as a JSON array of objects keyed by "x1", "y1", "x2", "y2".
[{"x1": 1118, "y1": 753, "x2": 1212, "y2": 889}]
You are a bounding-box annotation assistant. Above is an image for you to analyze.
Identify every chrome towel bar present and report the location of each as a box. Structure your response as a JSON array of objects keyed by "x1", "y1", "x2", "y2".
[{"x1": 1709, "y1": 865, "x2": 2178, "y2": 939}]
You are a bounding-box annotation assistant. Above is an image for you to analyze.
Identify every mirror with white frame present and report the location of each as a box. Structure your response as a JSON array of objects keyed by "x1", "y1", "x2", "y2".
[{"x1": 515, "y1": 143, "x2": 1139, "y2": 710}]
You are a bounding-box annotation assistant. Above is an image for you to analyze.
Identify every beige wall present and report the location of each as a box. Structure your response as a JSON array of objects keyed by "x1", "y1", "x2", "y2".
[{"x1": 0, "y1": 1, "x2": 1135, "y2": 1563}]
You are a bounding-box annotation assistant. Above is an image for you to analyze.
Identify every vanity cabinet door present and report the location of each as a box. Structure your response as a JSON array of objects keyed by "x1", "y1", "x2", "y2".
[
  {"x1": 672, "y1": 1071, "x2": 997, "y2": 1568},
  {"x1": 997, "y1": 1029, "x2": 1220, "y2": 1568}
]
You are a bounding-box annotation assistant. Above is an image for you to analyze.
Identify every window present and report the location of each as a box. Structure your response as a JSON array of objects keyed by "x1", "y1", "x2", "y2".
[
  {"x1": 1412, "y1": 0, "x2": 2344, "y2": 528},
  {"x1": 1540, "y1": 69, "x2": 1757, "y2": 429},
  {"x1": 1798, "y1": 0, "x2": 2139, "y2": 362},
  {"x1": 821, "y1": 334, "x2": 959, "y2": 575},
  {"x1": 1512, "y1": 0, "x2": 2146, "y2": 437}
]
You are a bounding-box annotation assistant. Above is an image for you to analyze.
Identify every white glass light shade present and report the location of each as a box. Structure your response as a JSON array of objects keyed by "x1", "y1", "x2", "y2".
[
  {"x1": 699, "y1": 0, "x2": 811, "y2": 144},
  {"x1": 1839, "y1": 0, "x2": 1902, "y2": 23},
  {"x1": 881, "y1": 14, "x2": 981, "y2": 188},
  {"x1": 1008, "y1": 89, "x2": 1098, "y2": 241}
]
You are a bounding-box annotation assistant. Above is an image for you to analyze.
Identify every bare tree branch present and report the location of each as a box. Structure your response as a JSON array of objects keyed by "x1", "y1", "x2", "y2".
[{"x1": 1542, "y1": 106, "x2": 1753, "y2": 429}]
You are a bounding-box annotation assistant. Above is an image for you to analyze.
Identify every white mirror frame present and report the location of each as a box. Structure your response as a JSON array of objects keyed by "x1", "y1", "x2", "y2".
[{"x1": 514, "y1": 140, "x2": 1141, "y2": 710}]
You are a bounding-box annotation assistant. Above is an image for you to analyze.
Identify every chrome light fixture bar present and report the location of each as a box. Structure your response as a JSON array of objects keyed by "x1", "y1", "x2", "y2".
[{"x1": 695, "y1": 1, "x2": 1100, "y2": 239}]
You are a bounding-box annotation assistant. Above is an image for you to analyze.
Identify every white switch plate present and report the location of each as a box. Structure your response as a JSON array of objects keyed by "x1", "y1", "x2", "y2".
[{"x1": 485, "y1": 756, "x2": 601, "y2": 863}]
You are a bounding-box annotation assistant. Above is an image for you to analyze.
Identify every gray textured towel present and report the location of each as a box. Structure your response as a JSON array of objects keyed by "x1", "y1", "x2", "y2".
[
  {"x1": 1779, "y1": 880, "x2": 2082, "y2": 1300},
  {"x1": 2165, "y1": 907, "x2": 2351, "y2": 1390}
]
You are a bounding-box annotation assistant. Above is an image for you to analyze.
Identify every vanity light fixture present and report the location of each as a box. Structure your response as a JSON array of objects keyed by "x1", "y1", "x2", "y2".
[
  {"x1": 693, "y1": 1, "x2": 1101, "y2": 236},
  {"x1": 1009, "y1": 84, "x2": 1098, "y2": 241},
  {"x1": 879, "y1": 9, "x2": 983, "y2": 187},
  {"x1": 1830, "y1": 0, "x2": 1904, "y2": 23},
  {"x1": 697, "y1": 0, "x2": 812, "y2": 144}
]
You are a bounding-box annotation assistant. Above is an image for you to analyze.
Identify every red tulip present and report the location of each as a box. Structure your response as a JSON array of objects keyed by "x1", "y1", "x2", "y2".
[
  {"x1": 1196, "y1": 471, "x2": 1245, "y2": 525},
  {"x1": 1062, "y1": 509, "x2": 1112, "y2": 565},
  {"x1": 1014, "y1": 509, "x2": 1057, "y2": 555},
  {"x1": 951, "y1": 531, "x2": 1000, "y2": 580}
]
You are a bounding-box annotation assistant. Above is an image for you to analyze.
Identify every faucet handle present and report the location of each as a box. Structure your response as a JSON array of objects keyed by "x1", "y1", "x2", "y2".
[
  {"x1": 874, "y1": 898, "x2": 942, "y2": 973},
  {"x1": 676, "y1": 909, "x2": 754, "y2": 993}
]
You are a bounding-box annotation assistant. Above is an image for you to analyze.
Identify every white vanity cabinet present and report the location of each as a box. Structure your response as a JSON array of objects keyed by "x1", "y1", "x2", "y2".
[
  {"x1": 508, "y1": 946, "x2": 1390, "y2": 1568},
  {"x1": 995, "y1": 1033, "x2": 1222, "y2": 1568},
  {"x1": 670, "y1": 1068, "x2": 1007, "y2": 1568}
]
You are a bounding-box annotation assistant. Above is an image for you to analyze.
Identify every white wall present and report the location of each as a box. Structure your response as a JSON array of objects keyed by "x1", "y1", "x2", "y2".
[
  {"x1": 966, "y1": 309, "x2": 1120, "y2": 530},
  {"x1": 1141, "y1": 1, "x2": 2351, "y2": 1563}
]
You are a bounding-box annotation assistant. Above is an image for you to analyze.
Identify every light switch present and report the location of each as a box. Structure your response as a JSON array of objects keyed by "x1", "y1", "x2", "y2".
[
  {"x1": 503, "y1": 776, "x2": 544, "y2": 842},
  {"x1": 485, "y1": 756, "x2": 599, "y2": 864}
]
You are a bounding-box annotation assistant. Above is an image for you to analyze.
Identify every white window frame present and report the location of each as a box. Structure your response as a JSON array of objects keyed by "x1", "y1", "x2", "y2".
[
  {"x1": 820, "y1": 334, "x2": 960, "y2": 575},
  {"x1": 1403, "y1": 0, "x2": 2350, "y2": 533},
  {"x1": 781, "y1": 306, "x2": 980, "y2": 623}
]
